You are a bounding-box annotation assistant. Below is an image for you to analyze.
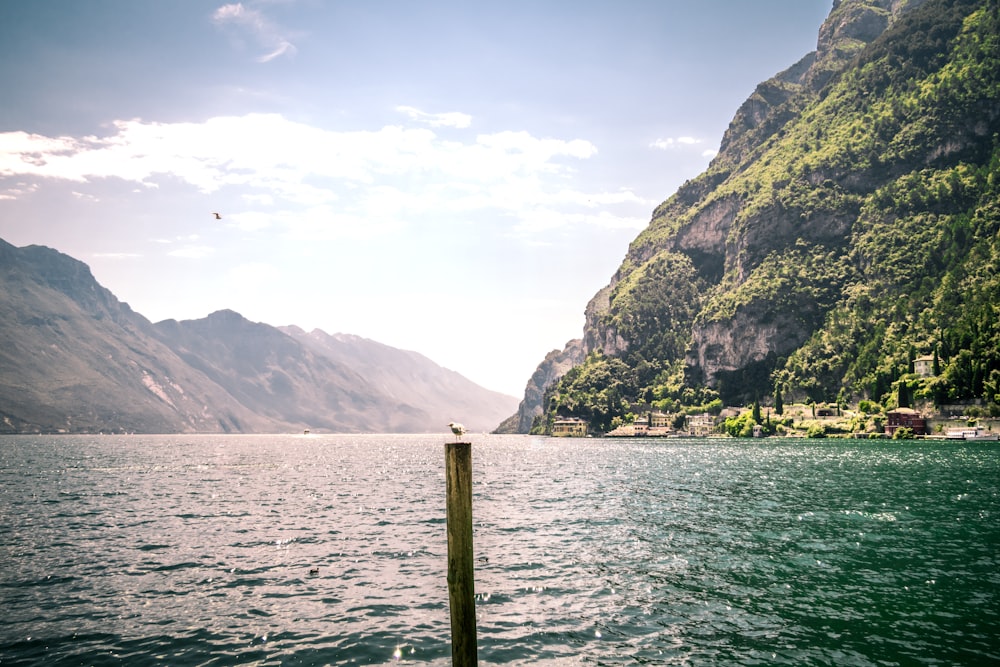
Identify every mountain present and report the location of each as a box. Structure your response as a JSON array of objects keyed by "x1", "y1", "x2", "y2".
[
  {"x1": 0, "y1": 239, "x2": 517, "y2": 433},
  {"x1": 0, "y1": 238, "x2": 274, "y2": 433},
  {"x1": 513, "y1": 0, "x2": 1000, "y2": 433},
  {"x1": 279, "y1": 325, "x2": 519, "y2": 432},
  {"x1": 151, "y1": 310, "x2": 429, "y2": 433},
  {"x1": 494, "y1": 340, "x2": 584, "y2": 434}
]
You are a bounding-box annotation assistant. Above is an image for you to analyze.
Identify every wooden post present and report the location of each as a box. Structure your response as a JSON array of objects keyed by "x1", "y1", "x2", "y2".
[{"x1": 445, "y1": 441, "x2": 477, "y2": 666}]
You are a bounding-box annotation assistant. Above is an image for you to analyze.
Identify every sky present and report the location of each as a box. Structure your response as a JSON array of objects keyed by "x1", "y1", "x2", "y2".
[{"x1": 0, "y1": 0, "x2": 831, "y2": 397}]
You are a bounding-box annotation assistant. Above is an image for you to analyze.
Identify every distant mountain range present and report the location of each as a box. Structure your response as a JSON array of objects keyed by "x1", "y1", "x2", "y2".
[{"x1": 0, "y1": 238, "x2": 516, "y2": 434}]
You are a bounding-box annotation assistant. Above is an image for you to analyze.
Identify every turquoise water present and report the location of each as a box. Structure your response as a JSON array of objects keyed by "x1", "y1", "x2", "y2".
[{"x1": 1, "y1": 434, "x2": 997, "y2": 665}]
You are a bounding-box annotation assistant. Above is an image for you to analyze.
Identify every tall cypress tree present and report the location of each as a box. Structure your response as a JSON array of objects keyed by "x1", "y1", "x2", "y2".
[{"x1": 897, "y1": 381, "x2": 911, "y2": 409}]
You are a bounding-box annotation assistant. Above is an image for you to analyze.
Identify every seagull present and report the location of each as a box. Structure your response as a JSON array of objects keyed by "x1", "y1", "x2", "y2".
[
  {"x1": 213, "y1": 212, "x2": 222, "y2": 220},
  {"x1": 448, "y1": 422, "x2": 467, "y2": 441}
]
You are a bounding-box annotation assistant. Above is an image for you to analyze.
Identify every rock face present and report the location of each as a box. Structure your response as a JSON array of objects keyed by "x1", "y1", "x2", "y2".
[
  {"x1": 494, "y1": 339, "x2": 585, "y2": 434},
  {"x1": 582, "y1": 0, "x2": 914, "y2": 382},
  {"x1": 507, "y1": 0, "x2": 999, "y2": 424},
  {"x1": 0, "y1": 239, "x2": 517, "y2": 434}
]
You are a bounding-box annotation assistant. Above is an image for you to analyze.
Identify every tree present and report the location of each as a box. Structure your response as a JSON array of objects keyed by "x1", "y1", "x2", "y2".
[
  {"x1": 806, "y1": 423, "x2": 827, "y2": 438},
  {"x1": 897, "y1": 380, "x2": 911, "y2": 408},
  {"x1": 724, "y1": 411, "x2": 757, "y2": 437},
  {"x1": 773, "y1": 384, "x2": 784, "y2": 415}
]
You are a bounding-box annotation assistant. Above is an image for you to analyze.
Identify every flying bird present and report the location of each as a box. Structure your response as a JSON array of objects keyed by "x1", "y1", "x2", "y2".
[
  {"x1": 448, "y1": 422, "x2": 467, "y2": 441},
  {"x1": 213, "y1": 212, "x2": 222, "y2": 220}
]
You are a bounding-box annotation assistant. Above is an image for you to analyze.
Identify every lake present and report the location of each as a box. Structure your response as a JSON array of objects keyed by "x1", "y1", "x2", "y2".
[{"x1": 1, "y1": 434, "x2": 998, "y2": 665}]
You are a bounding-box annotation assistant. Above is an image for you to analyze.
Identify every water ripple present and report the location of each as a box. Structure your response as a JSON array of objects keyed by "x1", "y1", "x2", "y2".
[{"x1": 1, "y1": 435, "x2": 998, "y2": 665}]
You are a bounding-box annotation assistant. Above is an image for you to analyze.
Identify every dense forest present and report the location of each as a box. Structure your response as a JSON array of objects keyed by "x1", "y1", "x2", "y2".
[{"x1": 532, "y1": 0, "x2": 1000, "y2": 434}]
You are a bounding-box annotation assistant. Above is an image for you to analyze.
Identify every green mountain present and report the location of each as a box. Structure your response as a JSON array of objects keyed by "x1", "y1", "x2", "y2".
[{"x1": 514, "y1": 0, "x2": 1000, "y2": 434}]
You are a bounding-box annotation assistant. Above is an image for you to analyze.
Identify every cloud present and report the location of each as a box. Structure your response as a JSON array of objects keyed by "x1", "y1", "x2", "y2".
[
  {"x1": 0, "y1": 111, "x2": 644, "y2": 238},
  {"x1": 213, "y1": 2, "x2": 297, "y2": 62},
  {"x1": 650, "y1": 136, "x2": 702, "y2": 150},
  {"x1": 512, "y1": 208, "x2": 647, "y2": 236},
  {"x1": 396, "y1": 106, "x2": 472, "y2": 129},
  {"x1": 0, "y1": 180, "x2": 39, "y2": 200},
  {"x1": 280, "y1": 205, "x2": 406, "y2": 242},
  {"x1": 0, "y1": 113, "x2": 597, "y2": 192}
]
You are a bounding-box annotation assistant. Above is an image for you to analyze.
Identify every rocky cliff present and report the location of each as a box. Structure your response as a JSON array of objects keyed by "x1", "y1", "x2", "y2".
[
  {"x1": 512, "y1": 0, "x2": 1000, "y2": 430},
  {"x1": 494, "y1": 339, "x2": 585, "y2": 433}
]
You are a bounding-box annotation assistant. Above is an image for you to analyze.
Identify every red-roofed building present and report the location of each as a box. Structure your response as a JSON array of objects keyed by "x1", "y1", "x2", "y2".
[{"x1": 886, "y1": 407, "x2": 927, "y2": 436}]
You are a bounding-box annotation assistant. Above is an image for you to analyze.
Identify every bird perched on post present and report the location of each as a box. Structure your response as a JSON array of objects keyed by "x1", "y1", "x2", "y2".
[{"x1": 448, "y1": 422, "x2": 467, "y2": 441}]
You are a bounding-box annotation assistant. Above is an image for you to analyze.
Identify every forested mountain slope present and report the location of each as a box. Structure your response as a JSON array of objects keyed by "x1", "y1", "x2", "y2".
[{"x1": 525, "y1": 0, "x2": 1000, "y2": 433}]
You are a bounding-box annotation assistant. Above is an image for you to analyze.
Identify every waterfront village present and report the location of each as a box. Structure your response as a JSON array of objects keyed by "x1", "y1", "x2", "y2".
[
  {"x1": 550, "y1": 355, "x2": 1000, "y2": 440},
  {"x1": 551, "y1": 404, "x2": 999, "y2": 440}
]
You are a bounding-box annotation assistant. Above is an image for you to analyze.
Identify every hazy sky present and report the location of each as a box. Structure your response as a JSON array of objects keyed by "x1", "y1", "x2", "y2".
[{"x1": 0, "y1": 1, "x2": 831, "y2": 396}]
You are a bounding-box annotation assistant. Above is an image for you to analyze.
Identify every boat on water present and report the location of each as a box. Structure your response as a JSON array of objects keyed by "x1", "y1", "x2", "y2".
[{"x1": 944, "y1": 426, "x2": 998, "y2": 441}]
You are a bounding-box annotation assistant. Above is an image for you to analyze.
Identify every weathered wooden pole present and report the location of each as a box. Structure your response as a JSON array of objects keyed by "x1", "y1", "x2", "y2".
[{"x1": 445, "y1": 441, "x2": 477, "y2": 666}]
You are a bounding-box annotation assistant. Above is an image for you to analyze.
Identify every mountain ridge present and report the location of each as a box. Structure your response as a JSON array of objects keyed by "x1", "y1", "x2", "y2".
[{"x1": 0, "y1": 239, "x2": 516, "y2": 434}]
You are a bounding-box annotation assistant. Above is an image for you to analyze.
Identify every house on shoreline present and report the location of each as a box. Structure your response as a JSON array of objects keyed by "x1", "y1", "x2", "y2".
[
  {"x1": 604, "y1": 411, "x2": 679, "y2": 437},
  {"x1": 551, "y1": 417, "x2": 588, "y2": 437},
  {"x1": 885, "y1": 407, "x2": 928, "y2": 436}
]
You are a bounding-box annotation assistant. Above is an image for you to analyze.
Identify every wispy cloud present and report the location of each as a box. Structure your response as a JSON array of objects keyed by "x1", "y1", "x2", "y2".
[
  {"x1": 213, "y1": 2, "x2": 297, "y2": 63},
  {"x1": 650, "y1": 136, "x2": 702, "y2": 150},
  {"x1": 0, "y1": 180, "x2": 39, "y2": 200},
  {"x1": 395, "y1": 106, "x2": 472, "y2": 129}
]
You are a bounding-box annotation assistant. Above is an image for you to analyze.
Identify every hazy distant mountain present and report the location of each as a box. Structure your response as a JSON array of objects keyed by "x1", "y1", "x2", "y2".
[
  {"x1": 280, "y1": 325, "x2": 517, "y2": 432},
  {"x1": 151, "y1": 311, "x2": 434, "y2": 433},
  {"x1": 0, "y1": 238, "x2": 517, "y2": 434}
]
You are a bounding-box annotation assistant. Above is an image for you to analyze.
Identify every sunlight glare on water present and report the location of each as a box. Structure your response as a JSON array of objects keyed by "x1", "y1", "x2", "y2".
[{"x1": 0, "y1": 434, "x2": 998, "y2": 665}]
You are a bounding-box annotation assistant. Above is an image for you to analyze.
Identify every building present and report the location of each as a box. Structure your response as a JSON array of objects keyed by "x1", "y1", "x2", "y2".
[
  {"x1": 606, "y1": 411, "x2": 677, "y2": 437},
  {"x1": 650, "y1": 411, "x2": 671, "y2": 428},
  {"x1": 551, "y1": 417, "x2": 588, "y2": 437},
  {"x1": 914, "y1": 354, "x2": 935, "y2": 377},
  {"x1": 688, "y1": 413, "x2": 716, "y2": 437},
  {"x1": 632, "y1": 414, "x2": 649, "y2": 435},
  {"x1": 885, "y1": 407, "x2": 927, "y2": 436}
]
